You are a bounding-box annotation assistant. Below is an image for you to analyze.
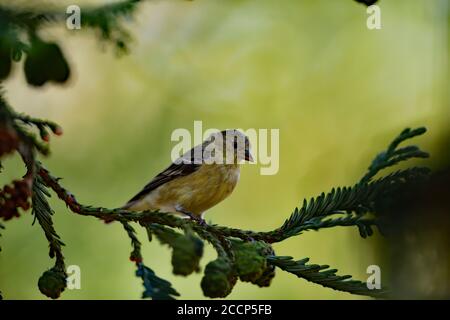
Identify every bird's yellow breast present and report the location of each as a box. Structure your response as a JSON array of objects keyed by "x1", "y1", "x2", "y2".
[{"x1": 135, "y1": 164, "x2": 240, "y2": 217}]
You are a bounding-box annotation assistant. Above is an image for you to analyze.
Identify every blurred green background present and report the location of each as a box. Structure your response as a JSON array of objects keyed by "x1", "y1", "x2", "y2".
[{"x1": 0, "y1": 0, "x2": 448, "y2": 299}]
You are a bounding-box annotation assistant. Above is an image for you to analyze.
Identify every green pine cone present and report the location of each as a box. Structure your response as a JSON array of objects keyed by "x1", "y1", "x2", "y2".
[
  {"x1": 232, "y1": 240, "x2": 276, "y2": 287},
  {"x1": 253, "y1": 264, "x2": 276, "y2": 287},
  {"x1": 171, "y1": 234, "x2": 204, "y2": 276},
  {"x1": 38, "y1": 267, "x2": 67, "y2": 299},
  {"x1": 201, "y1": 257, "x2": 237, "y2": 298}
]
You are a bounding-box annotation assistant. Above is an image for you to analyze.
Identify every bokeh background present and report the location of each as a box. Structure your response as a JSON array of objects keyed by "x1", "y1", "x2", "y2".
[{"x1": 0, "y1": 0, "x2": 449, "y2": 299}]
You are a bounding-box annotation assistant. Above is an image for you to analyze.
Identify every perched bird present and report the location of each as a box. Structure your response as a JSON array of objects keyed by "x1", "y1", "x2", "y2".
[{"x1": 123, "y1": 129, "x2": 253, "y2": 223}]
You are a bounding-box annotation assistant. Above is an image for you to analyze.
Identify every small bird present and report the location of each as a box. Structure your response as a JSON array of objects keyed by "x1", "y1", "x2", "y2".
[{"x1": 123, "y1": 129, "x2": 253, "y2": 223}]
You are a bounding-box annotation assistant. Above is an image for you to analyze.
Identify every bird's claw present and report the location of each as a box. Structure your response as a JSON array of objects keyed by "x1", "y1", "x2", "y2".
[
  {"x1": 179, "y1": 208, "x2": 207, "y2": 226},
  {"x1": 196, "y1": 217, "x2": 207, "y2": 227},
  {"x1": 188, "y1": 214, "x2": 207, "y2": 226}
]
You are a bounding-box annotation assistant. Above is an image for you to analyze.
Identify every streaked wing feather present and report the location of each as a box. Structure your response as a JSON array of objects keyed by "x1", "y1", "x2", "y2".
[{"x1": 125, "y1": 161, "x2": 200, "y2": 205}]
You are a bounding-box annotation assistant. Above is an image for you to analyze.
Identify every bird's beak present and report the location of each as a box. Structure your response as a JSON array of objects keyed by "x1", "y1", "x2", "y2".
[{"x1": 245, "y1": 151, "x2": 254, "y2": 162}]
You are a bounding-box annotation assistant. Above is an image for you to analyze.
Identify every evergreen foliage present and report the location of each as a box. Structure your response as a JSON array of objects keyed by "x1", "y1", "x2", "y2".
[{"x1": 3, "y1": 0, "x2": 429, "y2": 301}]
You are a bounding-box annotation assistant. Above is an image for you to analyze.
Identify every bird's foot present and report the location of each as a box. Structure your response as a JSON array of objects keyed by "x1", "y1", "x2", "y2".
[
  {"x1": 177, "y1": 207, "x2": 207, "y2": 226},
  {"x1": 187, "y1": 213, "x2": 207, "y2": 226},
  {"x1": 197, "y1": 217, "x2": 207, "y2": 227}
]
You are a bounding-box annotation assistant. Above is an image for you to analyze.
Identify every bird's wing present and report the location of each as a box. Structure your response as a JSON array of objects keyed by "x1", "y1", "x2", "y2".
[
  {"x1": 124, "y1": 142, "x2": 210, "y2": 206},
  {"x1": 125, "y1": 161, "x2": 200, "y2": 205}
]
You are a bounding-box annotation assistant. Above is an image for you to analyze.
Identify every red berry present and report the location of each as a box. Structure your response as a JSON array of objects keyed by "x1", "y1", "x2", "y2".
[{"x1": 54, "y1": 126, "x2": 63, "y2": 136}]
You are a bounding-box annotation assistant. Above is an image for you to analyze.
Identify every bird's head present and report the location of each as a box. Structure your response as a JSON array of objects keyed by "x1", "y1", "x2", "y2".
[{"x1": 205, "y1": 129, "x2": 253, "y2": 164}]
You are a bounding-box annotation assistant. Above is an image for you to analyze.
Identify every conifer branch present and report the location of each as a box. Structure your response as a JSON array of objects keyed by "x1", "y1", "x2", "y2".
[
  {"x1": 361, "y1": 127, "x2": 429, "y2": 183},
  {"x1": 34, "y1": 163, "x2": 430, "y2": 244},
  {"x1": 122, "y1": 220, "x2": 180, "y2": 299},
  {"x1": 122, "y1": 221, "x2": 143, "y2": 263},
  {"x1": 267, "y1": 256, "x2": 388, "y2": 298},
  {"x1": 32, "y1": 175, "x2": 65, "y2": 270},
  {"x1": 293, "y1": 214, "x2": 378, "y2": 238},
  {"x1": 136, "y1": 263, "x2": 180, "y2": 300}
]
